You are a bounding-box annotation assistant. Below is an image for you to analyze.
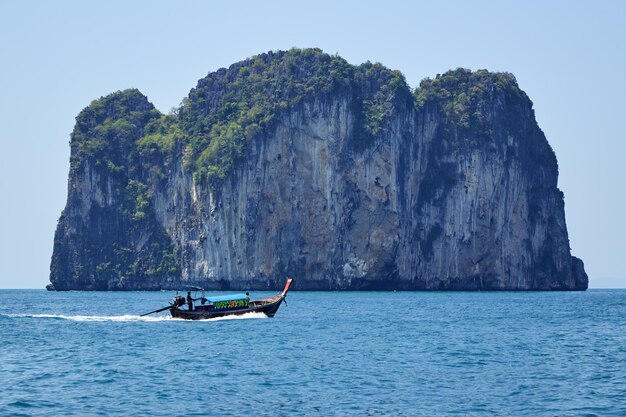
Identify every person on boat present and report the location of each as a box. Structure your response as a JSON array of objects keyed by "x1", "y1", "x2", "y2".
[{"x1": 187, "y1": 291, "x2": 193, "y2": 311}]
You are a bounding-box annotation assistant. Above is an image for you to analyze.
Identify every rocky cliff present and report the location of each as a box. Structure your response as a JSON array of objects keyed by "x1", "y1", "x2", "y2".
[{"x1": 49, "y1": 48, "x2": 588, "y2": 290}]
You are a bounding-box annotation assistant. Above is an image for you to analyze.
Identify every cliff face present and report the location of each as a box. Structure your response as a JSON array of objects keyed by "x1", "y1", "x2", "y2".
[{"x1": 49, "y1": 49, "x2": 587, "y2": 290}]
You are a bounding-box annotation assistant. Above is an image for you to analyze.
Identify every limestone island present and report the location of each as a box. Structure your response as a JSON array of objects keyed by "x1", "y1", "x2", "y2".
[{"x1": 48, "y1": 48, "x2": 587, "y2": 291}]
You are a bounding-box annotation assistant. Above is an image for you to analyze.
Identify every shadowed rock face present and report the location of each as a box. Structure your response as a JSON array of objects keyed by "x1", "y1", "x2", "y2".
[{"x1": 49, "y1": 49, "x2": 587, "y2": 291}]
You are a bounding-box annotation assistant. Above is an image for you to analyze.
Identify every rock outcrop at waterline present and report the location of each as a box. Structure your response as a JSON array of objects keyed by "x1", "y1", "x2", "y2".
[{"x1": 49, "y1": 48, "x2": 588, "y2": 291}]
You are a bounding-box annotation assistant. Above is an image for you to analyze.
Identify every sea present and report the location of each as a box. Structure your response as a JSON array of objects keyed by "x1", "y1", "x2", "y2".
[{"x1": 1, "y1": 289, "x2": 625, "y2": 416}]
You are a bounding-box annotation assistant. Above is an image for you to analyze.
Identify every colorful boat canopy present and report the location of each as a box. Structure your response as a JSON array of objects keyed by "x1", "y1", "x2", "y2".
[{"x1": 204, "y1": 293, "x2": 248, "y2": 303}]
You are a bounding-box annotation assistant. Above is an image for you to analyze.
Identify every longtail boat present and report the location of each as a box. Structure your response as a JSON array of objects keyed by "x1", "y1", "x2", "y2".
[{"x1": 141, "y1": 278, "x2": 293, "y2": 320}]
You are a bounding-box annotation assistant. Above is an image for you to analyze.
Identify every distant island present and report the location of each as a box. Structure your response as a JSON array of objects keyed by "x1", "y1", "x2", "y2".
[{"x1": 48, "y1": 48, "x2": 587, "y2": 291}]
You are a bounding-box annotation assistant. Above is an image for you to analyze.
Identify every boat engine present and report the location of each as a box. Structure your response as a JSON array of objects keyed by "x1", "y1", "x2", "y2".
[{"x1": 172, "y1": 295, "x2": 186, "y2": 308}]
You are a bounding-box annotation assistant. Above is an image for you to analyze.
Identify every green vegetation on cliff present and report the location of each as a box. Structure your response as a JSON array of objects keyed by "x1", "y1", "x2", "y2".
[
  {"x1": 414, "y1": 68, "x2": 527, "y2": 140},
  {"x1": 71, "y1": 89, "x2": 161, "y2": 172},
  {"x1": 72, "y1": 60, "x2": 530, "y2": 194},
  {"x1": 75, "y1": 50, "x2": 413, "y2": 187},
  {"x1": 352, "y1": 62, "x2": 410, "y2": 150},
  {"x1": 179, "y1": 48, "x2": 353, "y2": 184},
  {"x1": 179, "y1": 48, "x2": 411, "y2": 183}
]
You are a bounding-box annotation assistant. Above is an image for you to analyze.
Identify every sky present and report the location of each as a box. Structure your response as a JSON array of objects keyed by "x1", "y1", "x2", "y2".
[{"x1": 0, "y1": 0, "x2": 624, "y2": 289}]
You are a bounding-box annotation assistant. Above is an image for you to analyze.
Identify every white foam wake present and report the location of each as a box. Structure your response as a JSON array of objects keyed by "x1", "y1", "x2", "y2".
[
  {"x1": 4, "y1": 313, "x2": 177, "y2": 322},
  {"x1": 3, "y1": 312, "x2": 268, "y2": 322},
  {"x1": 207, "y1": 312, "x2": 268, "y2": 321}
]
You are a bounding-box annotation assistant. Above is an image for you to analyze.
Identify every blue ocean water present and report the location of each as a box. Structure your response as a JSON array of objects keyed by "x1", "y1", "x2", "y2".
[{"x1": 1, "y1": 289, "x2": 625, "y2": 416}]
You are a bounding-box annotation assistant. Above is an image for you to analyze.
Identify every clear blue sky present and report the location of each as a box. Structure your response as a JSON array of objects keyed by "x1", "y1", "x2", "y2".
[{"x1": 1, "y1": 0, "x2": 624, "y2": 289}]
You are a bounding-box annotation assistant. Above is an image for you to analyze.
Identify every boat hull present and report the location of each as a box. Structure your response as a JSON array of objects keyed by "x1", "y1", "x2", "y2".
[{"x1": 170, "y1": 296, "x2": 285, "y2": 320}]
